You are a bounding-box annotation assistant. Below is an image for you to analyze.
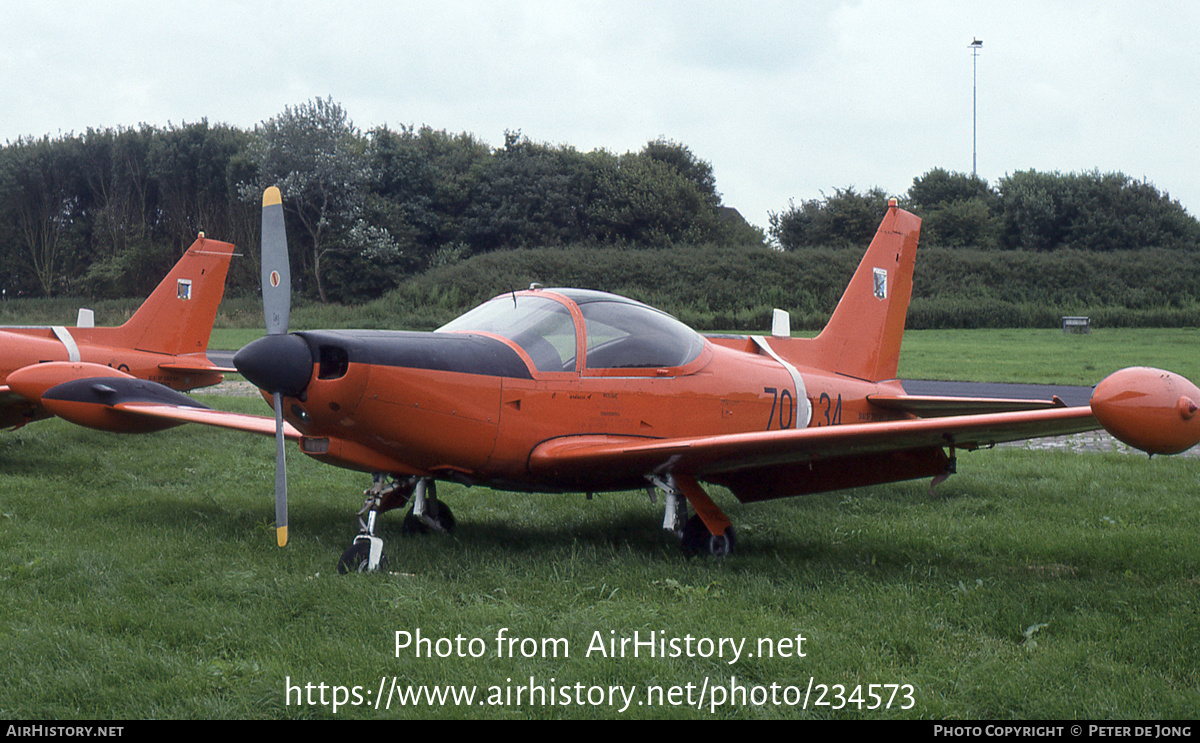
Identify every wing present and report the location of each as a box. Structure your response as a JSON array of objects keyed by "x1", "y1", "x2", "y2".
[
  {"x1": 531, "y1": 367, "x2": 1200, "y2": 503},
  {"x1": 0, "y1": 384, "x2": 51, "y2": 429},
  {"x1": 867, "y1": 393, "x2": 1065, "y2": 417},
  {"x1": 110, "y1": 399, "x2": 417, "y2": 475},
  {"x1": 7, "y1": 363, "x2": 432, "y2": 476},
  {"x1": 111, "y1": 401, "x2": 300, "y2": 438},
  {"x1": 529, "y1": 406, "x2": 1100, "y2": 503},
  {"x1": 5, "y1": 362, "x2": 294, "y2": 437}
]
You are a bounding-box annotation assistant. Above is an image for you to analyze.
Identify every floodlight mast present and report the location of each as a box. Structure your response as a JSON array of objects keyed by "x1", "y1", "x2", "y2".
[{"x1": 971, "y1": 38, "x2": 983, "y2": 175}]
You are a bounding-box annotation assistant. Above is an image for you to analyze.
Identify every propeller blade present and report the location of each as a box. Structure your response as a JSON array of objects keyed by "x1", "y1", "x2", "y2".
[
  {"x1": 261, "y1": 186, "x2": 290, "y2": 336},
  {"x1": 274, "y1": 391, "x2": 288, "y2": 547},
  {"x1": 262, "y1": 186, "x2": 291, "y2": 547}
]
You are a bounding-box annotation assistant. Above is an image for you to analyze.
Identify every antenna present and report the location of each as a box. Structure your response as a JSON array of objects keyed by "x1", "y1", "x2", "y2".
[{"x1": 970, "y1": 38, "x2": 983, "y2": 175}]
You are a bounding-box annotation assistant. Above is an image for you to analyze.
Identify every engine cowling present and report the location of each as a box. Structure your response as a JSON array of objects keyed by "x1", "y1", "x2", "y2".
[{"x1": 1091, "y1": 367, "x2": 1200, "y2": 455}]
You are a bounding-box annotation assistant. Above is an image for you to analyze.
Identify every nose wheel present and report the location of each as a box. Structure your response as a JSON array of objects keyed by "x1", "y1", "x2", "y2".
[
  {"x1": 337, "y1": 535, "x2": 383, "y2": 574},
  {"x1": 337, "y1": 475, "x2": 453, "y2": 573}
]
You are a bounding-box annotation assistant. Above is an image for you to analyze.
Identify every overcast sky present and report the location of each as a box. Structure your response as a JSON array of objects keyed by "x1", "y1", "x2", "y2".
[{"x1": 3, "y1": 1, "x2": 1199, "y2": 232}]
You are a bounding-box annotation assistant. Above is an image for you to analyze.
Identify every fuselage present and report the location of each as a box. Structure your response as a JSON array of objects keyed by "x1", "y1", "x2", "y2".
[
  {"x1": 1, "y1": 235, "x2": 235, "y2": 430},
  {"x1": 1, "y1": 326, "x2": 223, "y2": 429},
  {"x1": 254, "y1": 289, "x2": 910, "y2": 491},
  {"x1": 0, "y1": 326, "x2": 222, "y2": 389}
]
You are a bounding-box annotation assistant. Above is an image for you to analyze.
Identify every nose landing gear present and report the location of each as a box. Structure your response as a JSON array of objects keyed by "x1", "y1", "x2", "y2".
[{"x1": 336, "y1": 475, "x2": 454, "y2": 573}]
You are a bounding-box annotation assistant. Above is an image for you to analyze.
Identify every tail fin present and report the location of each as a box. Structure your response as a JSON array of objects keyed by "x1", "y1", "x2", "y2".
[
  {"x1": 795, "y1": 200, "x2": 921, "y2": 381},
  {"x1": 111, "y1": 236, "x2": 236, "y2": 356}
]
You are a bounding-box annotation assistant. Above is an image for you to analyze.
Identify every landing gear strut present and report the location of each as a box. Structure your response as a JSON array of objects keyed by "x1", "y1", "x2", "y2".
[
  {"x1": 649, "y1": 473, "x2": 737, "y2": 557},
  {"x1": 401, "y1": 479, "x2": 456, "y2": 535},
  {"x1": 337, "y1": 475, "x2": 453, "y2": 574}
]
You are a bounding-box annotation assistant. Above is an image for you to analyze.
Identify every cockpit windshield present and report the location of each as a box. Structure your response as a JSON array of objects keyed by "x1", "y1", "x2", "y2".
[
  {"x1": 437, "y1": 294, "x2": 577, "y2": 372},
  {"x1": 437, "y1": 289, "x2": 705, "y2": 374}
]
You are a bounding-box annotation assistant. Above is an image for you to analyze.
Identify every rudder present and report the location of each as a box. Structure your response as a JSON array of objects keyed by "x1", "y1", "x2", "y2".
[
  {"x1": 798, "y1": 200, "x2": 921, "y2": 381},
  {"x1": 111, "y1": 236, "x2": 236, "y2": 356}
]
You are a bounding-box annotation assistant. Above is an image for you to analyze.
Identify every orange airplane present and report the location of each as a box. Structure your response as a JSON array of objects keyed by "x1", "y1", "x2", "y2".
[
  {"x1": 1, "y1": 235, "x2": 235, "y2": 430},
  {"x1": 9, "y1": 189, "x2": 1199, "y2": 573}
]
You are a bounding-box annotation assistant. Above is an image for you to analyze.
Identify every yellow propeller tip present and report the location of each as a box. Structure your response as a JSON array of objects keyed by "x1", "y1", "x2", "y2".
[
  {"x1": 277, "y1": 526, "x2": 288, "y2": 547},
  {"x1": 263, "y1": 186, "x2": 282, "y2": 208}
]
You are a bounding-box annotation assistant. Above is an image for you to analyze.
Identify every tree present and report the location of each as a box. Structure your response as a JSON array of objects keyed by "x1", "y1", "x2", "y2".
[
  {"x1": 906, "y1": 169, "x2": 999, "y2": 249},
  {"x1": 769, "y1": 187, "x2": 892, "y2": 250},
  {"x1": 587, "y1": 149, "x2": 724, "y2": 247},
  {"x1": 242, "y1": 97, "x2": 387, "y2": 301},
  {"x1": 150, "y1": 121, "x2": 249, "y2": 251},
  {"x1": 640, "y1": 138, "x2": 720, "y2": 209},
  {"x1": 368, "y1": 124, "x2": 490, "y2": 270},
  {"x1": 0, "y1": 136, "x2": 86, "y2": 296},
  {"x1": 906, "y1": 168, "x2": 993, "y2": 212},
  {"x1": 462, "y1": 131, "x2": 593, "y2": 251},
  {"x1": 994, "y1": 170, "x2": 1200, "y2": 252}
]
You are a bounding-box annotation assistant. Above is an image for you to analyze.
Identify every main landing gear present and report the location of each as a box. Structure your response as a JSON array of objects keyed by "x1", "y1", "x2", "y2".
[
  {"x1": 649, "y1": 473, "x2": 737, "y2": 558},
  {"x1": 336, "y1": 475, "x2": 454, "y2": 574},
  {"x1": 335, "y1": 472, "x2": 734, "y2": 571}
]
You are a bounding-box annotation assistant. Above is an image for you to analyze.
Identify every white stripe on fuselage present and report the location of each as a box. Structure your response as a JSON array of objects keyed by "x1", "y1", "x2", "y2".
[
  {"x1": 51, "y1": 326, "x2": 81, "y2": 362},
  {"x1": 752, "y1": 335, "x2": 812, "y2": 428}
]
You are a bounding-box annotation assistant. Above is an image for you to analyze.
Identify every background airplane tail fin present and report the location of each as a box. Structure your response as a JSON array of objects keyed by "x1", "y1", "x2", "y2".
[
  {"x1": 112, "y1": 236, "x2": 236, "y2": 356},
  {"x1": 796, "y1": 200, "x2": 921, "y2": 382}
]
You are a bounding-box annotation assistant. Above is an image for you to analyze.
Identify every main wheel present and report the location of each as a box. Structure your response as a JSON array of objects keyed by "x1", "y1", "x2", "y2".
[
  {"x1": 402, "y1": 498, "x2": 456, "y2": 535},
  {"x1": 680, "y1": 514, "x2": 737, "y2": 557}
]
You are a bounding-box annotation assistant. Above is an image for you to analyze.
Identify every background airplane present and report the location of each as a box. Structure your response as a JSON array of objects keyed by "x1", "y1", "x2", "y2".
[
  {"x1": 1, "y1": 235, "x2": 236, "y2": 430},
  {"x1": 9, "y1": 190, "x2": 1199, "y2": 572}
]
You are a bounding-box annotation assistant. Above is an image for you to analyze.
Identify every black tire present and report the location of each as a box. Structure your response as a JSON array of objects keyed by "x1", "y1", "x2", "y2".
[
  {"x1": 680, "y1": 514, "x2": 736, "y2": 557},
  {"x1": 402, "y1": 499, "x2": 456, "y2": 535},
  {"x1": 337, "y1": 540, "x2": 375, "y2": 574}
]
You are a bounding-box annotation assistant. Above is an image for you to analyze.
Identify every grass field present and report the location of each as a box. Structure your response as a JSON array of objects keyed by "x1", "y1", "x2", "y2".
[
  {"x1": 2, "y1": 388, "x2": 1199, "y2": 719},
  {"x1": 895, "y1": 327, "x2": 1200, "y2": 386}
]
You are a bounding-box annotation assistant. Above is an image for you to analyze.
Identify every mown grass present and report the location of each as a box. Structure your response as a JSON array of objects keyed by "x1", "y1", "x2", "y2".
[
  {"x1": 2, "y1": 395, "x2": 1199, "y2": 719},
  {"x1": 895, "y1": 327, "x2": 1200, "y2": 385}
]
